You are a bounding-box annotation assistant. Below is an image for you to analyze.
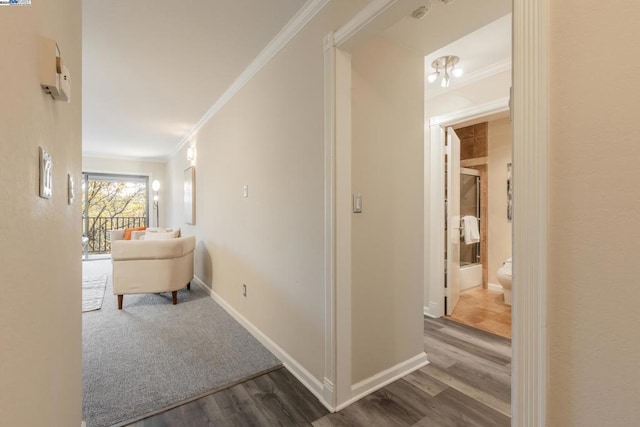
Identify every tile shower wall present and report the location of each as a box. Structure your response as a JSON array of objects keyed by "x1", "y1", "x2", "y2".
[{"x1": 458, "y1": 122, "x2": 488, "y2": 160}]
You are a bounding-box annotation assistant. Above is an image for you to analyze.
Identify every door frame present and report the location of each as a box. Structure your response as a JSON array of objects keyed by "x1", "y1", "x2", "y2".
[
  {"x1": 426, "y1": 97, "x2": 510, "y2": 319},
  {"x1": 323, "y1": 0, "x2": 548, "y2": 423},
  {"x1": 445, "y1": 126, "x2": 462, "y2": 316}
]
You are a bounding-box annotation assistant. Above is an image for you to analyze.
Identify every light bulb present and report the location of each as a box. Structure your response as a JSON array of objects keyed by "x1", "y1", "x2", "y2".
[
  {"x1": 151, "y1": 180, "x2": 160, "y2": 192},
  {"x1": 441, "y1": 73, "x2": 450, "y2": 88},
  {"x1": 427, "y1": 71, "x2": 439, "y2": 83},
  {"x1": 452, "y1": 67, "x2": 464, "y2": 78}
]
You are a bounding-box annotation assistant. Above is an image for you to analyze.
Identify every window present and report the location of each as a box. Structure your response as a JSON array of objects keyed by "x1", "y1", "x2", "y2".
[{"x1": 82, "y1": 173, "x2": 149, "y2": 257}]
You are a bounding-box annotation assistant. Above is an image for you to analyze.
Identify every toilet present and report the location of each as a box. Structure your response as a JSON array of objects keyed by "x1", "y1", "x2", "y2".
[{"x1": 496, "y1": 258, "x2": 512, "y2": 306}]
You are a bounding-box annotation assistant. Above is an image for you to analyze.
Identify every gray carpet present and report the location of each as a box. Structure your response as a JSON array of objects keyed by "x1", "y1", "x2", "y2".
[
  {"x1": 82, "y1": 260, "x2": 281, "y2": 427},
  {"x1": 82, "y1": 274, "x2": 108, "y2": 312}
]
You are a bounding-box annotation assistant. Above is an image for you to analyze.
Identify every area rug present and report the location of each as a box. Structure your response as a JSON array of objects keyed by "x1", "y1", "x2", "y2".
[
  {"x1": 82, "y1": 261, "x2": 281, "y2": 427},
  {"x1": 82, "y1": 274, "x2": 108, "y2": 312}
]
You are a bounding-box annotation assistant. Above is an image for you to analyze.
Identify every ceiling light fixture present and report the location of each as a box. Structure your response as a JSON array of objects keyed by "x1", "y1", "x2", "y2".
[
  {"x1": 427, "y1": 55, "x2": 462, "y2": 88},
  {"x1": 410, "y1": 3, "x2": 431, "y2": 19}
]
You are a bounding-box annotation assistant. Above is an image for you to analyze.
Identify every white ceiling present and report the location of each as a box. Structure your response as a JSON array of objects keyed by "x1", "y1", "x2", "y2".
[
  {"x1": 423, "y1": 13, "x2": 511, "y2": 99},
  {"x1": 82, "y1": 0, "x2": 306, "y2": 161},
  {"x1": 382, "y1": 0, "x2": 511, "y2": 56},
  {"x1": 382, "y1": 0, "x2": 511, "y2": 98},
  {"x1": 83, "y1": 0, "x2": 511, "y2": 161}
]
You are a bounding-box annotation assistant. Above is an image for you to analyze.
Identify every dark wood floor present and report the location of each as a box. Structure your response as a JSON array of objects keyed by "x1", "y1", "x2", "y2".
[{"x1": 127, "y1": 317, "x2": 511, "y2": 426}]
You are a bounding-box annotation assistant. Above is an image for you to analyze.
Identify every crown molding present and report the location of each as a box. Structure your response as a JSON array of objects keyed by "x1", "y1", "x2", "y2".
[
  {"x1": 169, "y1": 0, "x2": 331, "y2": 160},
  {"x1": 333, "y1": 0, "x2": 397, "y2": 47}
]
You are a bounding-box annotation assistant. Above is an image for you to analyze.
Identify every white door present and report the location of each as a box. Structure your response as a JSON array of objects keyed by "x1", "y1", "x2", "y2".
[{"x1": 446, "y1": 127, "x2": 461, "y2": 315}]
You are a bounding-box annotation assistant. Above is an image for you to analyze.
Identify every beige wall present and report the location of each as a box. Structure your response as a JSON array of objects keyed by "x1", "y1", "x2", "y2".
[
  {"x1": 350, "y1": 36, "x2": 425, "y2": 383},
  {"x1": 548, "y1": 2, "x2": 640, "y2": 425},
  {"x1": 487, "y1": 118, "x2": 511, "y2": 286},
  {"x1": 166, "y1": 1, "x2": 367, "y2": 383},
  {"x1": 82, "y1": 156, "x2": 167, "y2": 227},
  {"x1": 0, "y1": 1, "x2": 82, "y2": 426}
]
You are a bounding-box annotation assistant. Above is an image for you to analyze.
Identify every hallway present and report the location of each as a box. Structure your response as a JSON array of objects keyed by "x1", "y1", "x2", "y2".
[{"x1": 129, "y1": 317, "x2": 511, "y2": 426}]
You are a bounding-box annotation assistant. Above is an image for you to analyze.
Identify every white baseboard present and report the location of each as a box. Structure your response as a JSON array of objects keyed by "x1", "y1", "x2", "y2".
[
  {"x1": 191, "y1": 276, "x2": 334, "y2": 411},
  {"x1": 488, "y1": 282, "x2": 504, "y2": 292},
  {"x1": 424, "y1": 302, "x2": 440, "y2": 318},
  {"x1": 336, "y1": 352, "x2": 430, "y2": 412}
]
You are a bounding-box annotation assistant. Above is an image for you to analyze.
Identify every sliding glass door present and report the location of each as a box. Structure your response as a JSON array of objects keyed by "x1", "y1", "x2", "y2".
[{"x1": 82, "y1": 173, "x2": 149, "y2": 259}]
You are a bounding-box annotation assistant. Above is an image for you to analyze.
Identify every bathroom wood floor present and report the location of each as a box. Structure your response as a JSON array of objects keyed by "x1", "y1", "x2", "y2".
[
  {"x1": 127, "y1": 317, "x2": 511, "y2": 426},
  {"x1": 448, "y1": 287, "x2": 512, "y2": 339}
]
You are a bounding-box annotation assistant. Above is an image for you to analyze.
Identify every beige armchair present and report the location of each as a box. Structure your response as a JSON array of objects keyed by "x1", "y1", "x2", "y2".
[{"x1": 111, "y1": 235, "x2": 196, "y2": 309}]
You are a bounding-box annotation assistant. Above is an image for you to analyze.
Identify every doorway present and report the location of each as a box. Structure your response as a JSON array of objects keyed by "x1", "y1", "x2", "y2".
[
  {"x1": 442, "y1": 119, "x2": 513, "y2": 339},
  {"x1": 327, "y1": 0, "x2": 547, "y2": 420}
]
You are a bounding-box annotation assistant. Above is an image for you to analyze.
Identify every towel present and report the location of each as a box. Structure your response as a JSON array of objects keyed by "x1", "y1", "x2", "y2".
[{"x1": 462, "y1": 215, "x2": 480, "y2": 245}]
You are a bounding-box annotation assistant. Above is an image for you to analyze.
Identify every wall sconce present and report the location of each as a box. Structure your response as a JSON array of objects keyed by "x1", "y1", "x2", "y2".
[
  {"x1": 187, "y1": 146, "x2": 195, "y2": 162},
  {"x1": 152, "y1": 179, "x2": 160, "y2": 227}
]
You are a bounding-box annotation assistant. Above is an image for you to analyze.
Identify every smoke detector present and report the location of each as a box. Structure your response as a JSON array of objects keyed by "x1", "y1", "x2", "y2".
[{"x1": 411, "y1": 3, "x2": 431, "y2": 19}]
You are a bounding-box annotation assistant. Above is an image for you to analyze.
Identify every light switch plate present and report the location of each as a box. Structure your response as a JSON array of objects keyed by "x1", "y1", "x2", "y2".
[
  {"x1": 353, "y1": 193, "x2": 362, "y2": 213},
  {"x1": 243, "y1": 185, "x2": 249, "y2": 198},
  {"x1": 39, "y1": 147, "x2": 52, "y2": 199},
  {"x1": 67, "y1": 173, "x2": 74, "y2": 205}
]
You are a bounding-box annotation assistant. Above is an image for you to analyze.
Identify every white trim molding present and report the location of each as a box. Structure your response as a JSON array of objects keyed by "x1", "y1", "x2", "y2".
[
  {"x1": 338, "y1": 353, "x2": 429, "y2": 412},
  {"x1": 424, "y1": 302, "x2": 440, "y2": 318},
  {"x1": 192, "y1": 276, "x2": 333, "y2": 412},
  {"x1": 333, "y1": 0, "x2": 398, "y2": 46},
  {"x1": 333, "y1": 47, "x2": 354, "y2": 409},
  {"x1": 322, "y1": 31, "x2": 337, "y2": 409},
  {"x1": 426, "y1": 124, "x2": 446, "y2": 319},
  {"x1": 512, "y1": 0, "x2": 548, "y2": 425},
  {"x1": 429, "y1": 97, "x2": 510, "y2": 127},
  {"x1": 171, "y1": 0, "x2": 331, "y2": 159}
]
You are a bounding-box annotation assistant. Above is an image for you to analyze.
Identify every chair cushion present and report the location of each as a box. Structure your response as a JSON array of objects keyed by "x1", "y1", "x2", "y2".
[
  {"x1": 124, "y1": 226, "x2": 147, "y2": 240},
  {"x1": 144, "y1": 230, "x2": 179, "y2": 240}
]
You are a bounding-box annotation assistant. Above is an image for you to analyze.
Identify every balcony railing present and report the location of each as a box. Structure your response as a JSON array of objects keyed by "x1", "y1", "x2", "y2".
[{"x1": 83, "y1": 216, "x2": 147, "y2": 254}]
